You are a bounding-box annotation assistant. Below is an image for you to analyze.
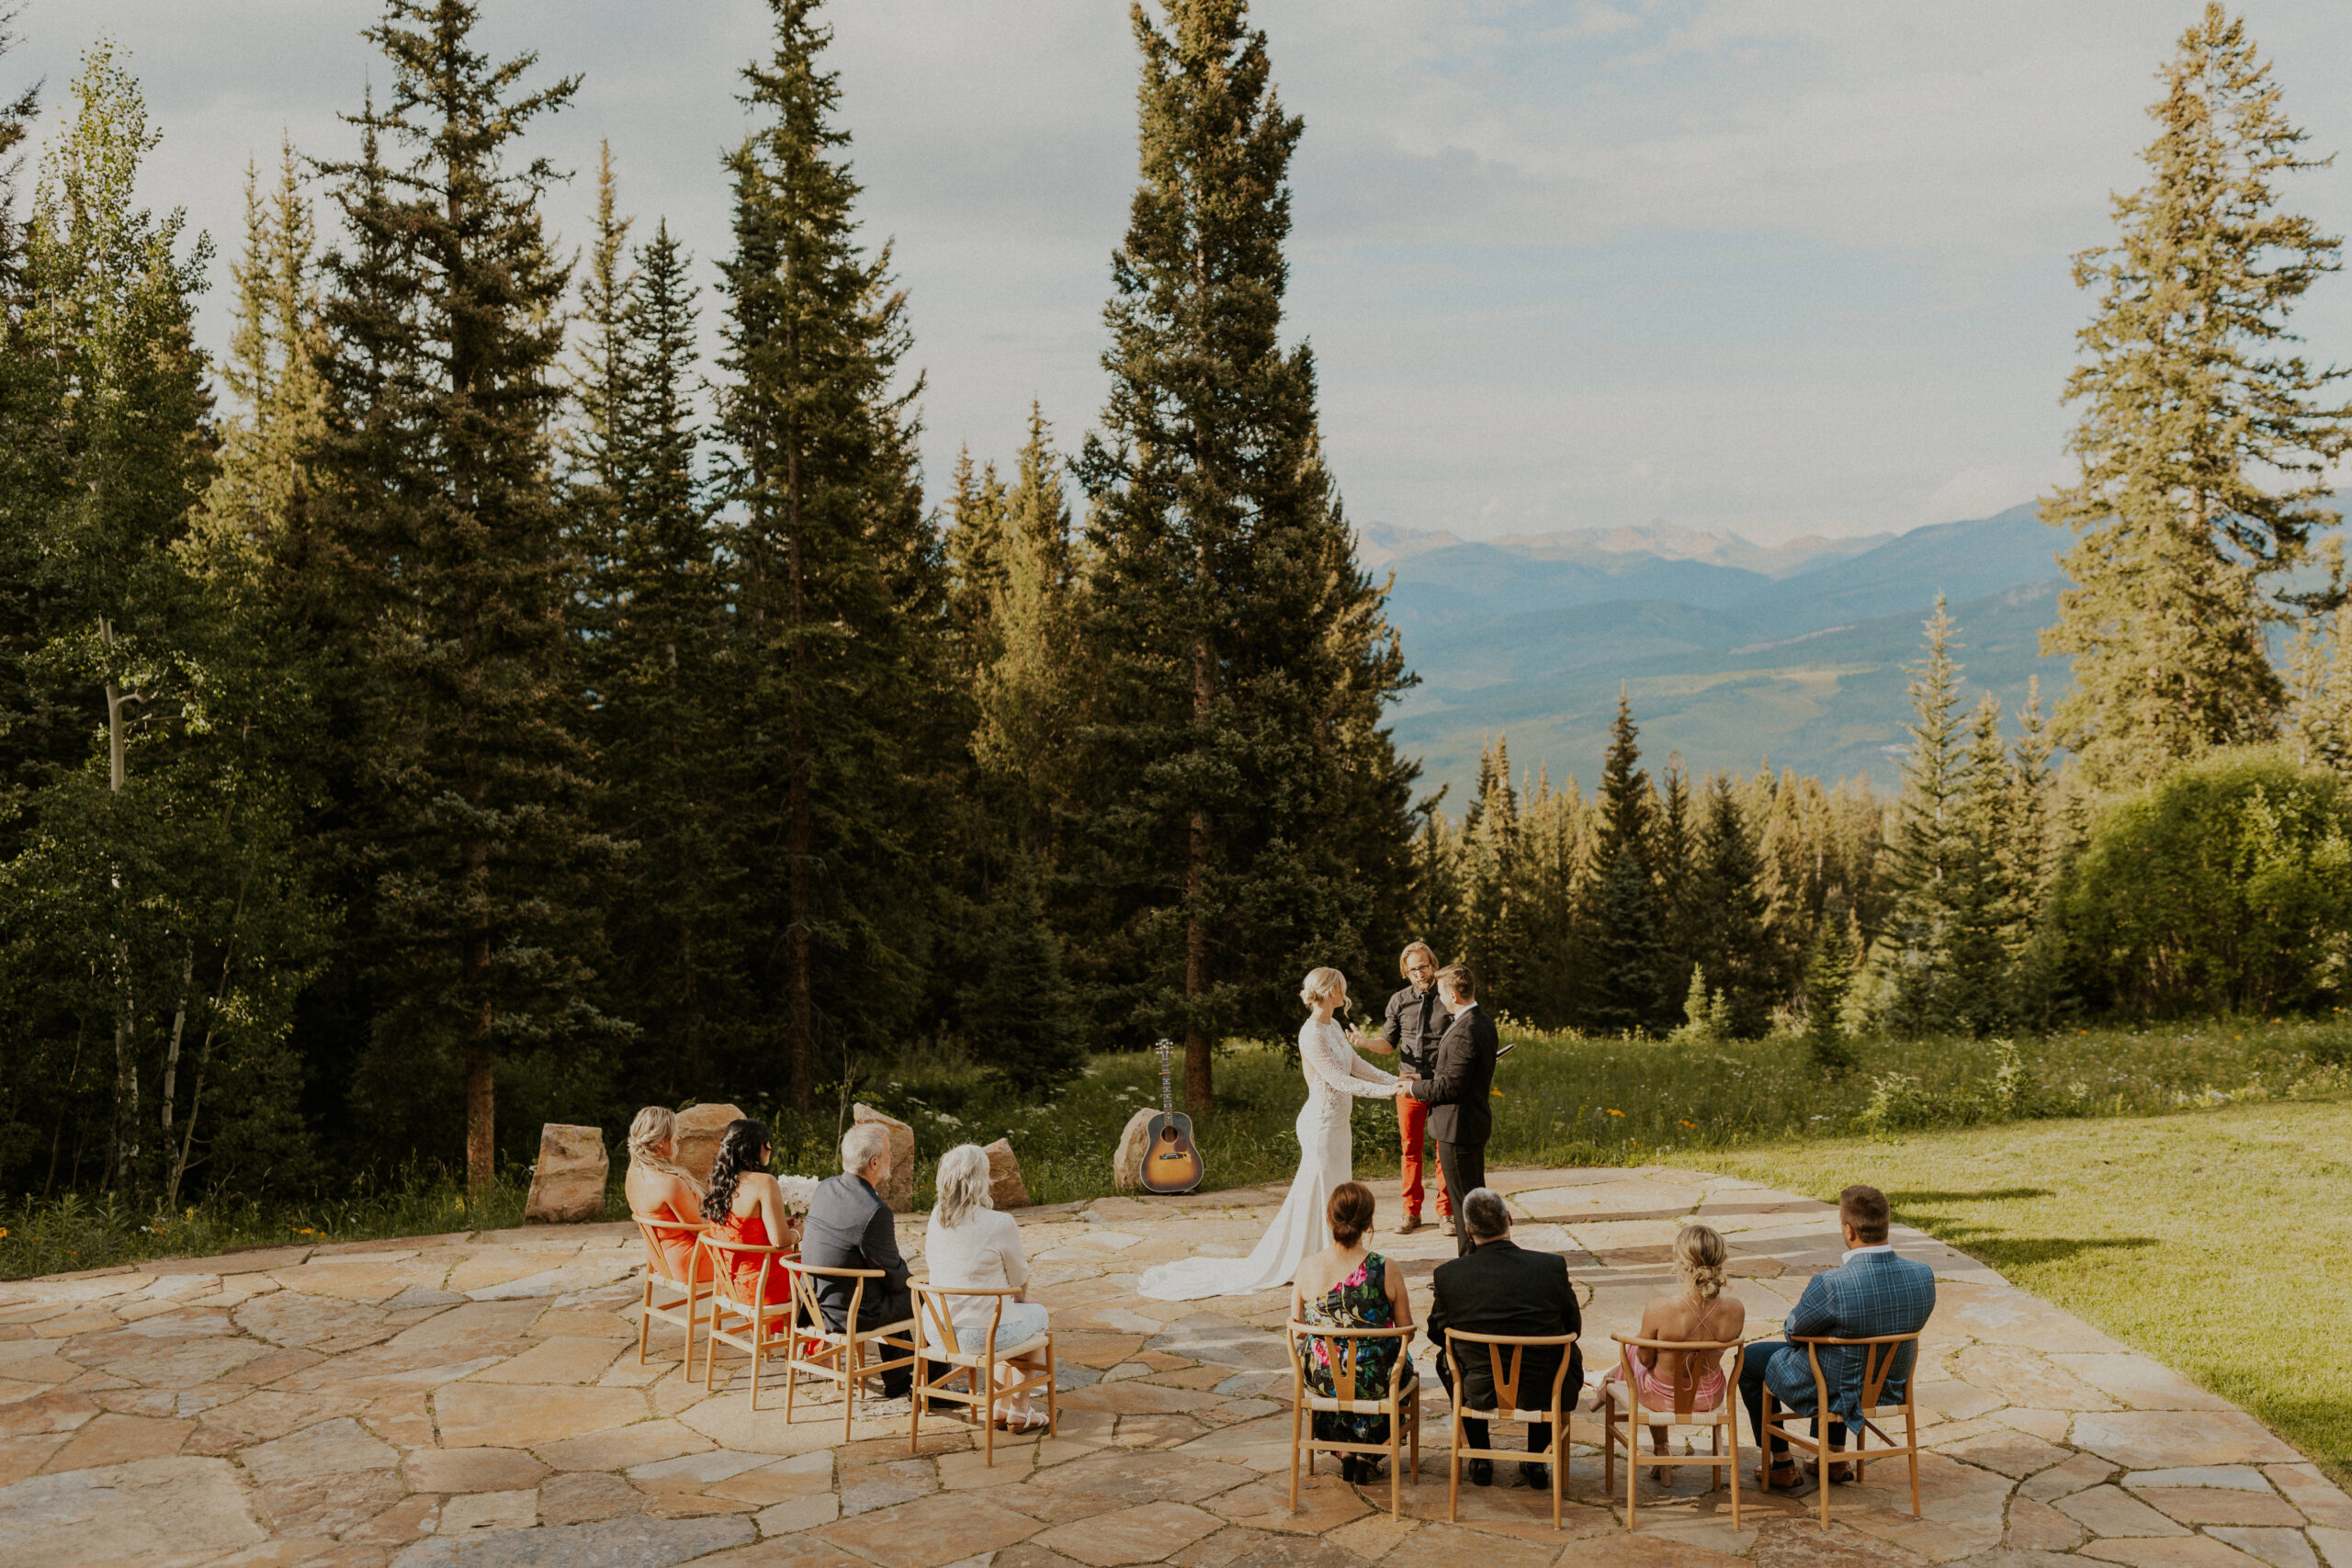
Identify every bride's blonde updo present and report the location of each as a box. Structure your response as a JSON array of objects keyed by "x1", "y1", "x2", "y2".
[
  {"x1": 1674, "y1": 1222, "x2": 1730, "y2": 1302},
  {"x1": 1300, "y1": 966, "x2": 1348, "y2": 1011}
]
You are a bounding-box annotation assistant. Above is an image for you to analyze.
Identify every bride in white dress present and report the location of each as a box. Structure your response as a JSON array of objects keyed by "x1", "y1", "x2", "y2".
[{"x1": 1140, "y1": 967, "x2": 1399, "y2": 1301}]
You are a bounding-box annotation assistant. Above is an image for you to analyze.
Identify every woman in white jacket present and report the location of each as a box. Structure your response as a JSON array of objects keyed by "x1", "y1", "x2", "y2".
[{"x1": 924, "y1": 1143, "x2": 1049, "y2": 1429}]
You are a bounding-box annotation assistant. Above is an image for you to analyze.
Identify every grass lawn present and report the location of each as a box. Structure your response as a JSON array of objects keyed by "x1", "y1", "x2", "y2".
[{"x1": 1722, "y1": 1099, "x2": 2352, "y2": 1485}]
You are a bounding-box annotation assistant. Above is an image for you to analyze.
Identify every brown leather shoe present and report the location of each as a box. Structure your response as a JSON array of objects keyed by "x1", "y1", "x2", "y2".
[
  {"x1": 1760, "y1": 1461, "x2": 1804, "y2": 1491},
  {"x1": 1397, "y1": 1213, "x2": 1425, "y2": 1235},
  {"x1": 1805, "y1": 1458, "x2": 1856, "y2": 1483}
]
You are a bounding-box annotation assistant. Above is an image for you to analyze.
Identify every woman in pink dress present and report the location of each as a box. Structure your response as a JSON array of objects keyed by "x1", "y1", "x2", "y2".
[{"x1": 1602, "y1": 1222, "x2": 1747, "y2": 1483}]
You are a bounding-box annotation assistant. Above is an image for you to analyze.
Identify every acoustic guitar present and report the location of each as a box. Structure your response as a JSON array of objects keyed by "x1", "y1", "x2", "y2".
[{"x1": 1142, "y1": 1038, "x2": 1205, "y2": 1194}]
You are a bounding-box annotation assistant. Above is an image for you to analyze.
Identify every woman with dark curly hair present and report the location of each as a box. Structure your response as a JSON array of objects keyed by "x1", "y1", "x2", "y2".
[{"x1": 703, "y1": 1118, "x2": 801, "y2": 1323}]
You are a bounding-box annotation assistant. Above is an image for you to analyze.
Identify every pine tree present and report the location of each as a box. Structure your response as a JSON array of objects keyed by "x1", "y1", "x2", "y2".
[
  {"x1": 1513, "y1": 770, "x2": 1580, "y2": 1027},
  {"x1": 973, "y1": 405, "x2": 1085, "y2": 834},
  {"x1": 0, "y1": 11, "x2": 62, "y2": 852},
  {"x1": 1405, "y1": 798, "x2": 1464, "y2": 972},
  {"x1": 568, "y1": 162, "x2": 751, "y2": 1104},
  {"x1": 2003, "y1": 679, "x2": 2064, "y2": 1026},
  {"x1": 1581, "y1": 691, "x2": 1666, "y2": 1033},
  {"x1": 1459, "y1": 739, "x2": 1523, "y2": 1012},
  {"x1": 944, "y1": 446, "x2": 1009, "y2": 677},
  {"x1": 1801, "y1": 893, "x2": 1860, "y2": 1075},
  {"x1": 2042, "y1": 4, "x2": 2351, "y2": 788},
  {"x1": 1862, "y1": 599, "x2": 1970, "y2": 1035},
  {"x1": 1072, "y1": 0, "x2": 1416, "y2": 1105},
  {"x1": 1944, "y1": 694, "x2": 2015, "y2": 1033},
  {"x1": 1653, "y1": 755, "x2": 1697, "y2": 1003},
  {"x1": 719, "y1": 0, "x2": 953, "y2": 1110},
  {"x1": 963, "y1": 857, "x2": 1084, "y2": 1093},
  {"x1": 1690, "y1": 774, "x2": 1773, "y2": 1038},
  {"x1": 308, "y1": 1, "x2": 616, "y2": 1192},
  {"x1": 193, "y1": 141, "x2": 327, "y2": 583}
]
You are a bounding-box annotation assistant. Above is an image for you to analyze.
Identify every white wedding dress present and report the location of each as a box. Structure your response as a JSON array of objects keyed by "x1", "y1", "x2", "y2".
[{"x1": 1139, "y1": 1018, "x2": 1399, "y2": 1301}]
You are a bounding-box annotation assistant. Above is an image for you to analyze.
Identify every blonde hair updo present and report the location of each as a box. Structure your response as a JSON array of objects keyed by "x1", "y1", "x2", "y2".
[
  {"x1": 1299, "y1": 966, "x2": 1348, "y2": 1011},
  {"x1": 628, "y1": 1106, "x2": 702, "y2": 1195},
  {"x1": 1674, "y1": 1222, "x2": 1729, "y2": 1302}
]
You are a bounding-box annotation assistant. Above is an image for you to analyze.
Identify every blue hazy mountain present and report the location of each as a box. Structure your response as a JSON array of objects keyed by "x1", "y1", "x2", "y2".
[{"x1": 1372, "y1": 504, "x2": 2073, "y2": 800}]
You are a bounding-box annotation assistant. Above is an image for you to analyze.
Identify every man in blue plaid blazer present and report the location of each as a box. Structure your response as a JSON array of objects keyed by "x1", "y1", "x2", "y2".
[{"x1": 1740, "y1": 1184, "x2": 1936, "y2": 1491}]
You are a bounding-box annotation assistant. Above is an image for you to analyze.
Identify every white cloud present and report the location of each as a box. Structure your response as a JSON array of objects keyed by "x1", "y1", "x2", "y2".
[{"x1": 13, "y1": 0, "x2": 2352, "y2": 547}]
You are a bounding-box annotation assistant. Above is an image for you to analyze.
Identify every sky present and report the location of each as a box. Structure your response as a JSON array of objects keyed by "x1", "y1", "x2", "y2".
[{"x1": 14, "y1": 1, "x2": 2352, "y2": 546}]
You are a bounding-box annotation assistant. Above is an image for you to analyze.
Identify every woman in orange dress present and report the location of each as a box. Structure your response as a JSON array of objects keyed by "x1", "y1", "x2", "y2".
[
  {"x1": 701, "y1": 1118, "x2": 803, "y2": 1328},
  {"x1": 626, "y1": 1107, "x2": 711, "y2": 1285}
]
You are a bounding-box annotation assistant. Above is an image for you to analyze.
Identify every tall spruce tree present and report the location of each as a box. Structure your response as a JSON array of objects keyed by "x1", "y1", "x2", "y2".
[
  {"x1": 1690, "y1": 775, "x2": 1773, "y2": 1039},
  {"x1": 973, "y1": 405, "x2": 1086, "y2": 837},
  {"x1": 1653, "y1": 756, "x2": 1697, "y2": 1002},
  {"x1": 2042, "y1": 5, "x2": 2351, "y2": 788},
  {"x1": 1944, "y1": 694, "x2": 2016, "y2": 1034},
  {"x1": 567, "y1": 159, "x2": 750, "y2": 1103},
  {"x1": 719, "y1": 0, "x2": 951, "y2": 1110},
  {"x1": 1073, "y1": 0, "x2": 1415, "y2": 1104},
  {"x1": 943, "y1": 447, "x2": 1009, "y2": 678},
  {"x1": 308, "y1": 1, "x2": 616, "y2": 1192},
  {"x1": 1580, "y1": 692, "x2": 1667, "y2": 1033},
  {"x1": 1459, "y1": 739, "x2": 1522, "y2": 1011},
  {"x1": 1862, "y1": 599, "x2": 1970, "y2": 1035}
]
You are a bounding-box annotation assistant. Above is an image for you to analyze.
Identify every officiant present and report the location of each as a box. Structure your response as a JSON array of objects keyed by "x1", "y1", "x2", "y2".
[{"x1": 1360, "y1": 940, "x2": 1453, "y2": 1236}]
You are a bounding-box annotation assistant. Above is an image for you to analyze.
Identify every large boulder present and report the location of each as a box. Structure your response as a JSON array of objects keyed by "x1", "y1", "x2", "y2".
[
  {"x1": 672, "y1": 1102, "x2": 746, "y2": 1188},
  {"x1": 523, "y1": 1124, "x2": 608, "y2": 1224},
  {"x1": 981, "y1": 1139, "x2": 1030, "y2": 1211},
  {"x1": 852, "y1": 1103, "x2": 917, "y2": 1212},
  {"x1": 1112, "y1": 1108, "x2": 1156, "y2": 1194}
]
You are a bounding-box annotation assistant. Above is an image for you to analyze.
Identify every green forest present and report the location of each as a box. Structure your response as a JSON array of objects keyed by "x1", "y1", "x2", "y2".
[{"x1": 4, "y1": 0, "x2": 2352, "y2": 1226}]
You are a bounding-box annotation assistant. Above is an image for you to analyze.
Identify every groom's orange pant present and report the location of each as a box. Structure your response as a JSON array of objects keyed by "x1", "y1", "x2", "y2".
[{"x1": 1396, "y1": 1090, "x2": 1451, "y2": 1218}]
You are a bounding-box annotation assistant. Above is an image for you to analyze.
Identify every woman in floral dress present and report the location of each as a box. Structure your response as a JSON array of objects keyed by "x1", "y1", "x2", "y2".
[{"x1": 1292, "y1": 1181, "x2": 1415, "y2": 1483}]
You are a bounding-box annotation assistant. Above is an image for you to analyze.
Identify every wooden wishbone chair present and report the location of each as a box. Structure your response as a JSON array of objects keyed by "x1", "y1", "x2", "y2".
[
  {"x1": 1284, "y1": 1319, "x2": 1420, "y2": 1517},
  {"x1": 910, "y1": 1280, "x2": 1057, "y2": 1466},
  {"x1": 629, "y1": 1212, "x2": 713, "y2": 1378},
  {"x1": 1760, "y1": 1328, "x2": 1926, "y2": 1528},
  {"x1": 778, "y1": 1259, "x2": 920, "y2": 1441},
  {"x1": 1600, "y1": 1332, "x2": 1751, "y2": 1530},
  {"x1": 695, "y1": 1233, "x2": 797, "y2": 1408},
  {"x1": 1442, "y1": 1327, "x2": 1578, "y2": 1529}
]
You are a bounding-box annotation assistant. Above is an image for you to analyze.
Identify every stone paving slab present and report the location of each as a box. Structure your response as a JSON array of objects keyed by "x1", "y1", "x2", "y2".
[{"x1": 0, "y1": 1165, "x2": 2334, "y2": 1568}]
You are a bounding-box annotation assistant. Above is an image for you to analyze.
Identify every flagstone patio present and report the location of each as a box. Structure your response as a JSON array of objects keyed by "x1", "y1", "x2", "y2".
[{"x1": 0, "y1": 1165, "x2": 2340, "y2": 1568}]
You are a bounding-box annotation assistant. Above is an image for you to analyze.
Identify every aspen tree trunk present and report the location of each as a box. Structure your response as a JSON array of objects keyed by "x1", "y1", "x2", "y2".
[
  {"x1": 169, "y1": 880, "x2": 246, "y2": 1211},
  {"x1": 161, "y1": 942, "x2": 192, "y2": 1136},
  {"x1": 100, "y1": 616, "x2": 140, "y2": 1193}
]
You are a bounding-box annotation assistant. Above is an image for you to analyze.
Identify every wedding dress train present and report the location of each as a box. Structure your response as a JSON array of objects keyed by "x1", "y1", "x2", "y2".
[{"x1": 1138, "y1": 1018, "x2": 1399, "y2": 1301}]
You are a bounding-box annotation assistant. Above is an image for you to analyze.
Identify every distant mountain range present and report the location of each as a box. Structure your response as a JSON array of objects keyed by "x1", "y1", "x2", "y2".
[{"x1": 1370, "y1": 503, "x2": 2074, "y2": 801}]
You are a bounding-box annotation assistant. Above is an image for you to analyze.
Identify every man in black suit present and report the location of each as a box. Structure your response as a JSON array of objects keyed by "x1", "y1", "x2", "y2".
[
  {"x1": 1425, "y1": 1187, "x2": 1583, "y2": 1490},
  {"x1": 800, "y1": 1122, "x2": 919, "y2": 1399},
  {"x1": 1401, "y1": 963, "x2": 1496, "y2": 1258}
]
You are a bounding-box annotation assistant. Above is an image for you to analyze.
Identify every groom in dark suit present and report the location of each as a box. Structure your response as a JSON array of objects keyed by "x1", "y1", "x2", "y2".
[{"x1": 1402, "y1": 964, "x2": 1497, "y2": 1258}]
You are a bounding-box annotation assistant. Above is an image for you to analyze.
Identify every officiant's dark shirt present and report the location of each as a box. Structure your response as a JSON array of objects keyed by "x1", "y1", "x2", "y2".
[{"x1": 1384, "y1": 983, "x2": 1454, "y2": 1077}]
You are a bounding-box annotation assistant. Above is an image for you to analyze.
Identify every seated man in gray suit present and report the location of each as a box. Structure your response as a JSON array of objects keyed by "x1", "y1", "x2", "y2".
[
  {"x1": 800, "y1": 1122, "x2": 919, "y2": 1399},
  {"x1": 1740, "y1": 1183, "x2": 1937, "y2": 1491}
]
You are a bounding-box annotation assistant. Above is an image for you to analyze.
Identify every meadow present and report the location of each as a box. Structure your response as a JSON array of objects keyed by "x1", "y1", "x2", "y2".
[{"x1": 6, "y1": 1013, "x2": 2343, "y2": 1279}]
